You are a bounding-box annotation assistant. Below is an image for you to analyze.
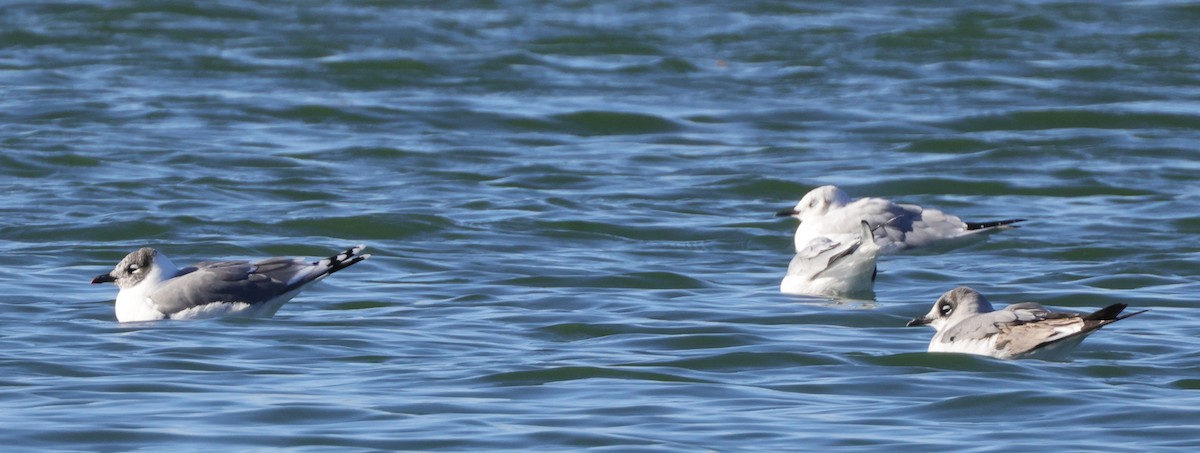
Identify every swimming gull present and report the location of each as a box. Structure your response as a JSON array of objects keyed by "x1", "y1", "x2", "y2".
[
  {"x1": 906, "y1": 286, "x2": 1146, "y2": 360},
  {"x1": 781, "y1": 220, "x2": 880, "y2": 299},
  {"x1": 777, "y1": 185, "x2": 1024, "y2": 254},
  {"x1": 91, "y1": 245, "x2": 370, "y2": 322}
]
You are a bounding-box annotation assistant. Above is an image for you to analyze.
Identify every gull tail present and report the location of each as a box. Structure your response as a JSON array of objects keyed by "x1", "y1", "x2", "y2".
[
  {"x1": 257, "y1": 245, "x2": 372, "y2": 295},
  {"x1": 965, "y1": 218, "x2": 1026, "y2": 231}
]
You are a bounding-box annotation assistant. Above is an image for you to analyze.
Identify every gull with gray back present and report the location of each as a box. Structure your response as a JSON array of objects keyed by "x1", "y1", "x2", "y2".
[
  {"x1": 778, "y1": 185, "x2": 1024, "y2": 254},
  {"x1": 91, "y1": 245, "x2": 370, "y2": 322},
  {"x1": 781, "y1": 220, "x2": 880, "y2": 299},
  {"x1": 906, "y1": 286, "x2": 1146, "y2": 360}
]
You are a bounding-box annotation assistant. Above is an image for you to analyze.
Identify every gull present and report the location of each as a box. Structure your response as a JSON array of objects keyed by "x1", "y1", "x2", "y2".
[
  {"x1": 906, "y1": 286, "x2": 1146, "y2": 360},
  {"x1": 777, "y1": 185, "x2": 1024, "y2": 254},
  {"x1": 781, "y1": 220, "x2": 880, "y2": 299},
  {"x1": 91, "y1": 245, "x2": 370, "y2": 322}
]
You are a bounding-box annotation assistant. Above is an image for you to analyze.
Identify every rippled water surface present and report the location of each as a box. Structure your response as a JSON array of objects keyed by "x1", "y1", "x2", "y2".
[{"x1": 3, "y1": 1, "x2": 1200, "y2": 450}]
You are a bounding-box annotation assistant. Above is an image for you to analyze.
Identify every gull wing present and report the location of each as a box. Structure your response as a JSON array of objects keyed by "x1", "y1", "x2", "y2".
[
  {"x1": 146, "y1": 245, "x2": 370, "y2": 316},
  {"x1": 789, "y1": 234, "x2": 860, "y2": 278},
  {"x1": 148, "y1": 261, "x2": 291, "y2": 315},
  {"x1": 937, "y1": 309, "x2": 1026, "y2": 343},
  {"x1": 944, "y1": 303, "x2": 1143, "y2": 359}
]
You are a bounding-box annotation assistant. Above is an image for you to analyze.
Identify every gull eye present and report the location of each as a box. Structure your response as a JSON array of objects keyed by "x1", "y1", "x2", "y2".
[
  {"x1": 127, "y1": 264, "x2": 141, "y2": 274},
  {"x1": 938, "y1": 302, "x2": 953, "y2": 316}
]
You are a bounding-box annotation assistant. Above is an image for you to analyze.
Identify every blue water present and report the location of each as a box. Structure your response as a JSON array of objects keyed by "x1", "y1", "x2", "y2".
[{"x1": 3, "y1": 1, "x2": 1200, "y2": 450}]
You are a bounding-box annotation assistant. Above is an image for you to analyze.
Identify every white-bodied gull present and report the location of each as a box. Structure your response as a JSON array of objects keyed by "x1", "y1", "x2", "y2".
[
  {"x1": 781, "y1": 220, "x2": 880, "y2": 299},
  {"x1": 778, "y1": 185, "x2": 1024, "y2": 254},
  {"x1": 91, "y1": 245, "x2": 370, "y2": 322},
  {"x1": 906, "y1": 286, "x2": 1146, "y2": 360}
]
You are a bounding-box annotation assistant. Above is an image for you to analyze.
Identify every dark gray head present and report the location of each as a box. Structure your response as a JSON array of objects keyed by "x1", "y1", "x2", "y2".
[
  {"x1": 906, "y1": 286, "x2": 995, "y2": 329},
  {"x1": 91, "y1": 247, "x2": 159, "y2": 289}
]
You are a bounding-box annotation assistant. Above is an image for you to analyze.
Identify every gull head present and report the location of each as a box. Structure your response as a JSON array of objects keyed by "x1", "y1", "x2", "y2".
[
  {"x1": 91, "y1": 247, "x2": 176, "y2": 289},
  {"x1": 776, "y1": 185, "x2": 852, "y2": 222},
  {"x1": 906, "y1": 286, "x2": 995, "y2": 329}
]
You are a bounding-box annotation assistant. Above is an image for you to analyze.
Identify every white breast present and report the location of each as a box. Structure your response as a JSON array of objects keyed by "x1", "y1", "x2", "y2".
[
  {"x1": 168, "y1": 302, "x2": 255, "y2": 320},
  {"x1": 928, "y1": 331, "x2": 1000, "y2": 357},
  {"x1": 115, "y1": 284, "x2": 166, "y2": 322}
]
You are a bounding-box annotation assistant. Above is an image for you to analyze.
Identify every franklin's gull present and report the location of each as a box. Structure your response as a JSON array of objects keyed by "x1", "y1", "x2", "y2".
[
  {"x1": 91, "y1": 245, "x2": 370, "y2": 322},
  {"x1": 906, "y1": 286, "x2": 1146, "y2": 360}
]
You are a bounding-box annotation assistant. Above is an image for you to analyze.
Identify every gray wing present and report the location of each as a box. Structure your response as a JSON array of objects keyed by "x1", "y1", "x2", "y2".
[
  {"x1": 939, "y1": 309, "x2": 1028, "y2": 342},
  {"x1": 879, "y1": 204, "x2": 973, "y2": 248},
  {"x1": 149, "y1": 246, "x2": 370, "y2": 315},
  {"x1": 940, "y1": 304, "x2": 1083, "y2": 349},
  {"x1": 788, "y1": 235, "x2": 858, "y2": 277},
  {"x1": 799, "y1": 236, "x2": 854, "y2": 261},
  {"x1": 1004, "y1": 302, "x2": 1051, "y2": 318},
  {"x1": 148, "y1": 260, "x2": 293, "y2": 314},
  {"x1": 847, "y1": 199, "x2": 927, "y2": 247}
]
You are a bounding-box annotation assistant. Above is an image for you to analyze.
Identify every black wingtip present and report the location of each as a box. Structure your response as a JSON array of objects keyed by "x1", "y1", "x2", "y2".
[
  {"x1": 1116, "y1": 309, "x2": 1150, "y2": 321},
  {"x1": 964, "y1": 218, "x2": 1027, "y2": 231},
  {"x1": 1082, "y1": 303, "x2": 1129, "y2": 321},
  {"x1": 324, "y1": 245, "x2": 370, "y2": 274}
]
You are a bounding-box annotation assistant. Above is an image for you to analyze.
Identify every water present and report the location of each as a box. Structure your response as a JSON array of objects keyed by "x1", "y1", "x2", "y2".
[{"x1": 3, "y1": 0, "x2": 1199, "y2": 450}]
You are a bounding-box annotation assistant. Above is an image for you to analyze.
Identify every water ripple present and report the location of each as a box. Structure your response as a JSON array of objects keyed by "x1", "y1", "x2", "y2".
[{"x1": 2, "y1": 0, "x2": 1198, "y2": 451}]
